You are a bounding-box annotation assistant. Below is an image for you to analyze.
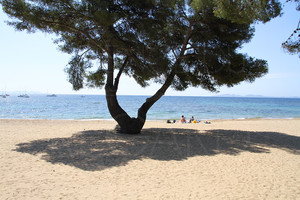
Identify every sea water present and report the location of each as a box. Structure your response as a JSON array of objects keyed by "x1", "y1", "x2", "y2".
[{"x1": 0, "y1": 95, "x2": 300, "y2": 120}]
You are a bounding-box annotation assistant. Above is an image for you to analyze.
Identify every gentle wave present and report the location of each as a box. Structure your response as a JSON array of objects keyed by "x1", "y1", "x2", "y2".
[{"x1": 1, "y1": 95, "x2": 300, "y2": 120}]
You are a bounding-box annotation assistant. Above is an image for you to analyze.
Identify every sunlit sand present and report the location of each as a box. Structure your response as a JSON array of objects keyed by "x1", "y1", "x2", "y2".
[{"x1": 1, "y1": 119, "x2": 299, "y2": 199}]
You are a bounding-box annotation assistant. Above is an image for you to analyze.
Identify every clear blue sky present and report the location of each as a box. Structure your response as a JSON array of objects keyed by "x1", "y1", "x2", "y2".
[{"x1": 0, "y1": 2, "x2": 299, "y2": 97}]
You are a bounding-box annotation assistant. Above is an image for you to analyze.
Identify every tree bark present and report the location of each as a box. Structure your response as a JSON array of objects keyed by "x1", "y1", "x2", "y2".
[
  {"x1": 105, "y1": 45, "x2": 145, "y2": 134},
  {"x1": 105, "y1": 85, "x2": 145, "y2": 134},
  {"x1": 105, "y1": 68, "x2": 175, "y2": 134},
  {"x1": 137, "y1": 69, "x2": 176, "y2": 123},
  {"x1": 105, "y1": 64, "x2": 176, "y2": 134},
  {"x1": 106, "y1": 70, "x2": 176, "y2": 134}
]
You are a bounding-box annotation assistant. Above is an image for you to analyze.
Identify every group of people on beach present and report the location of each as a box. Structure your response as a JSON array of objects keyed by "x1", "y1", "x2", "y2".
[
  {"x1": 167, "y1": 115, "x2": 211, "y2": 124},
  {"x1": 180, "y1": 115, "x2": 197, "y2": 123}
]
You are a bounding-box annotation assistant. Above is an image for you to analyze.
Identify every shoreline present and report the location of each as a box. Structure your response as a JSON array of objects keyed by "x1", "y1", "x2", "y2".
[
  {"x1": 0, "y1": 117, "x2": 299, "y2": 122},
  {"x1": 1, "y1": 118, "x2": 299, "y2": 199},
  {"x1": 0, "y1": 117, "x2": 300, "y2": 121}
]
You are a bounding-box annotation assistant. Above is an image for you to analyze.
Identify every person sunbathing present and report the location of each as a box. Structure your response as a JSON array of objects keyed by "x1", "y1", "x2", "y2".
[{"x1": 180, "y1": 115, "x2": 186, "y2": 123}]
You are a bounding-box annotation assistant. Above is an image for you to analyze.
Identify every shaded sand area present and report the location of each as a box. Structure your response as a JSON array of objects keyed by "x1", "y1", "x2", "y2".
[{"x1": 0, "y1": 119, "x2": 299, "y2": 199}]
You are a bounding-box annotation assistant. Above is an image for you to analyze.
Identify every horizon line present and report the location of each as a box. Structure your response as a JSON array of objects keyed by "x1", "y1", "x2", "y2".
[{"x1": 2, "y1": 91, "x2": 300, "y2": 99}]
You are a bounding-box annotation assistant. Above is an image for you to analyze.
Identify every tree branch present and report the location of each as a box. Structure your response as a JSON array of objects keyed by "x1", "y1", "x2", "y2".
[
  {"x1": 106, "y1": 42, "x2": 114, "y2": 88},
  {"x1": 114, "y1": 56, "x2": 129, "y2": 89},
  {"x1": 78, "y1": 48, "x2": 91, "y2": 61},
  {"x1": 171, "y1": 48, "x2": 178, "y2": 60},
  {"x1": 137, "y1": 21, "x2": 194, "y2": 121},
  {"x1": 182, "y1": 53, "x2": 198, "y2": 59},
  {"x1": 39, "y1": 19, "x2": 104, "y2": 51},
  {"x1": 179, "y1": 21, "x2": 194, "y2": 57}
]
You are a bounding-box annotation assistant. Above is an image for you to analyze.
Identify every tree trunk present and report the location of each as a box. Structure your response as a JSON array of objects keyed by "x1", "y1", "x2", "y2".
[
  {"x1": 137, "y1": 69, "x2": 176, "y2": 122},
  {"x1": 105, "y1": 69, "x2": 175, "y2": 134},
  {"x1": 105, "y1": 85, "x2": 145, "y2": 134},
  {"x1": 104, "y1": 22, "x2": 190, "y2": 134},
  {"x1": 105, "y1": 52, "x2": 176, "y2": 134},
  {"x1": 105, "y1": 44, "x2": 145, "y2": 134}
]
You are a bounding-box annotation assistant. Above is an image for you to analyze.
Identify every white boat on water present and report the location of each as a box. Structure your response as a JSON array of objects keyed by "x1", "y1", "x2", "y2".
[
  {"x1": 1, "y1": 93, "x2": 9, "y2": 98},
  {"x1": 46, "y1": 94, "x2": 57, "y2": 97},
  {"x1": 0, "y1": 92, "x2": 10, "y2": 98},
  {"x1": 18, "y1": 94, "x2": 30, "y2": 98}
]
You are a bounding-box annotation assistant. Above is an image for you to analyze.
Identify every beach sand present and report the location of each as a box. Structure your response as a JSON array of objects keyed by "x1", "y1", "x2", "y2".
[{"x1": 0, "y1": 119, "x2": 299, "y2": 199}]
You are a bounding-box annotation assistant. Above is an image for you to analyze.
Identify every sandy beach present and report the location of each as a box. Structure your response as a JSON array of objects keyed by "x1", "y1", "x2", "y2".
[{"x1": 0, "y1": 118, "x2": 299, "y2": 199}]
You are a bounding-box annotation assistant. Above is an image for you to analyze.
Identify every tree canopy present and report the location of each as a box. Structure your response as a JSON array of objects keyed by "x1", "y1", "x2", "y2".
[
  {"x1": 282, "y1": 0, "x2": 300, "y2": 55},
  {"x1": 191, "y1": 0, "x2": 282, "y2": 24},
  {"x1": 191, "y1": 0, "x2": 299, "y2": 55},
  {"x1": 1, "y1": 0, "x2": 269, "y2": 91},
  {"x1": 1, "y1": 0, "x2": 277, "y2": 133}
]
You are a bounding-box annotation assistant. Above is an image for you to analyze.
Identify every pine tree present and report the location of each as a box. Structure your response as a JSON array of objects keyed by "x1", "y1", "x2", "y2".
[{"x1": 1, "y1": 0, "x2": 270, "y2": 133}]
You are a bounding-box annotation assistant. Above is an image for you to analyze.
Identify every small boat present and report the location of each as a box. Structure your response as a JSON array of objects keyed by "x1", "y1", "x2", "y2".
[
  {"x1": 18, "y1": 94, "x2": 30, "y2": 98},
  {"x1": 1, "y1": 92, "x2": 9, "y2": 98},
  {"x1": 47, "y1": 94, "x2": 57, "y2": 97}
]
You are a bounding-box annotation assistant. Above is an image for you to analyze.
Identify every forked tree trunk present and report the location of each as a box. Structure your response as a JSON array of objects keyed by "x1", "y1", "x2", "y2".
[
  {"x1": 104, "y1": 44, "x2": 178, "y2": 134},
  {"x1": 105, "y1": 85, "x2": 145, "y2": 134},
  {"x1": 105, "y1": 44, "x2": 146, "y2": 134},
  {"x1": 105, "y1": 69, "x2": 176, "y2": 134},
  {"x1": 104, "y1": 25, "x2": 189, "y2": 134}
]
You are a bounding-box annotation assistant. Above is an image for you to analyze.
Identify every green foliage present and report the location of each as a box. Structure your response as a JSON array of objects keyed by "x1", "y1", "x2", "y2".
[
  {"x1": 191, "y1": 0, "x2": 299, "y2": 56},
  {"x1": 191, "y1": 0, "x2": 282, "y2": 24},
  {"x1": 165, "y1": 4, "x2": 268, "y2": 92},
  {"x1": 1, "y1": 0, "x2": 270, "y2": 93},
  {"x1": 85, "y1": 69, "x2": 106, "y2": 88},
  {"x1": 65, "y1": 53, "x2": 90, "y2": 90},
  {"x1": 282, "y1": 0, "x2": 300, "y2": 55},
  {"x1": 282, "y1": 22, "x2": 300, "y2": 55}
]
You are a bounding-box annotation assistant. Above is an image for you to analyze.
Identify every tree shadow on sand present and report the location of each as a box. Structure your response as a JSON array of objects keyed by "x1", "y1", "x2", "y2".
[{"x1": 14, "y1": 128, "x2": 300, "y2": 171}]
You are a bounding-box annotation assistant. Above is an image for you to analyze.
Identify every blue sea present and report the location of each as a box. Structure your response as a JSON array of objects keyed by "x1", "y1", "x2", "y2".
[{"x1": 1, "y1": 95, "x2": 300, "y2": 120}]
